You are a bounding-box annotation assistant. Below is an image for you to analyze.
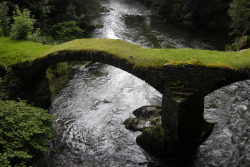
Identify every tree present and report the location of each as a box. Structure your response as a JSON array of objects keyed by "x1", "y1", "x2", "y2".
[
  {"x1": 228, "y1": 0, "x2": 250, "y2": 37},
  {"x1": 10, "y1": 7, "x2": 35, "y2": 40},
  {"x1": 143, "y1": 0, "x2": 233, "y2": 30},
  {"x1": 50, "y1": 21, "x2": 84, "y2": 42},
  {"x1": 0, "y1": 2, "x2": 11, "y2": 36},
  {"x1": 228, "y1": 0, "x2": 250, "y2": 50},
  {"x1": 2, "y1": 0, "x2": 101, "y2": 40}
]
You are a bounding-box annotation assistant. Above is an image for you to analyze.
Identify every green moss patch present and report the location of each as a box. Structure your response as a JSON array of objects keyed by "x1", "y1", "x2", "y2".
[
  {"x1": 1, "y1": 37, "x2": 250, "y2": 70},
  {"x1": 136, "y1": 125, "x2": 171, "y2": 157}
]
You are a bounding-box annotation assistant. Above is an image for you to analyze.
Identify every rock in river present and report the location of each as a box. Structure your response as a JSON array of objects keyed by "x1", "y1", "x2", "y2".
[{"x1": 123, "y1": 106, "x2": 161, "y2": 131}]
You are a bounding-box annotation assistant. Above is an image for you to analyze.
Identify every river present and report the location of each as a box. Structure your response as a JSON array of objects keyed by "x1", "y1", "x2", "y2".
[
  {"x1": 47, "y1": 0, "x2": 249, "y2": 166},
  {"x1": 88, "y1": 0, "x2": 227, "y2": 50}
]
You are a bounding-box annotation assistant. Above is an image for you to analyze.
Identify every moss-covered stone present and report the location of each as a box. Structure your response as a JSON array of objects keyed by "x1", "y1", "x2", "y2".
[
  {"x1": 136, "y1": 125, "x2": 170, "y2": 157},
  {"x1": 123, "y1": 106, "x2": 162, "y2": 131},
  {"x1": 1, "y1": 37, "x2": 250, "y2": 70},
  {"x1": 136, "y1": 124, "x2": 199, "y2": 160},
  {"x1": 123, "y1": 117, "x2": 135, "y2": 129}
]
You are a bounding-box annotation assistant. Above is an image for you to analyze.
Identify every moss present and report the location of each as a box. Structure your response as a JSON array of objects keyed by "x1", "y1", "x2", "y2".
[
  {"x1": 95, "y1": 25, "x2": 104, "y2": 28},
  {"x1": 1, "y1": 37, "x2": 250, "y2": 70},
  {"x1": 0, "y1": 68, "x2": 21, "y2": 100},
  {"x1": 136, "y1": 125, "x2": 171, "y2": 156},
  {"x1": 46, "y1": 61, "x2": 86, "y2": 101},
  {"x1": 123, "y1": 117, "x2": 135, "y2": 129}
]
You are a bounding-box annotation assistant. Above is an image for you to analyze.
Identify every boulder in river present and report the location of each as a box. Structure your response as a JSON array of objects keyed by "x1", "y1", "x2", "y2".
[{"x1": 123, "y1": 106, "x2": 161, "y2": 131}]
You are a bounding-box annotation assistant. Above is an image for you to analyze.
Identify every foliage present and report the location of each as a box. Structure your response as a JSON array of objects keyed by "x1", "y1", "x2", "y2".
[
  {"x1": 10, "y1": 7, "x2": 35, "y2": 40},
  {"x1": 37, "y1": 0, "x2": 99, "y2": 35},
  {"x1": 27, "y1": 28, "x2": 41, "y2": 42},
  {"x1": 46, "y1": 62, "x2": 83, "y2": 101},
  {"x1": 1, "y1": 0, "x2": 100, "y2": 42},
  {"x1": 48, "y1": 0, "x2": 100, "y2": 19},
  {"x1": 26, "y1": 0, "x2": 52, "y2": 30},
  {"x1": 228, "y1": 0, "x2": 250, "y2": 50},
  {"x1": 143, "y1": 0, "x2": 231, "y2": 30},
  {"x1": 46, "y1": 62, "x2": 68, "y2": 80},
  {"x1": 50, "y1": 21, "x2": 84, "y2": 42},
  {"x1": 0, "y1": 2, "x2": 11, "y2": 36},
  {"x1": 143, "y1": 0, "x2": 250, "y2": 44},
  {"x1": 0, "y1": 22, "x2": 3, "y2": 37},
  {"x1": 0, "y1": 100, "x2": 55, "y2": 166},
  {"x1": 0, "y1": 68, "x2": 20, "y2": 100},
  {"x1": 27, "y1": 28, "x2": 53, "y2": 44},
  {"x1": 229, "y1": 0, "x2": 250, "y2": 36}
]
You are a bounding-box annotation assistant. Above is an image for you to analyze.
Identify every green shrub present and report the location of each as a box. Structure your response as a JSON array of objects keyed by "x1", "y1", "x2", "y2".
[
  {"x1": 0, "y1": 68, "x2": 20, "y2": 100},
  {"x1": 27, "y1": 28, "x2": 41, "y2": 43},
  {"x1": 10, "y1": 7, "x2": 35, "y2": 40},
  {"x1": 50, "y1": 21, "x2": 84, "y2": 42},
  {"x1": 0, "y1": 100, "x2": 55, "y2": 166}
]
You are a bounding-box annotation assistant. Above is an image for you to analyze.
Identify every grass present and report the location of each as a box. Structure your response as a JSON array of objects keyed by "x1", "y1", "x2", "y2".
[
  {"x1": 0, "y1": 37, "x2": 54, "y2": 66},
  {"x1": 1, "y1": 37, "x2": 250, "y2": 70}
]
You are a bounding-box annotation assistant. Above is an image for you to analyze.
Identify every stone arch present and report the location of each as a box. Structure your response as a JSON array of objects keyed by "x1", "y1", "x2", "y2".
[{"x1": 11, "y1": 50, "x2": 164, "y2": 108}]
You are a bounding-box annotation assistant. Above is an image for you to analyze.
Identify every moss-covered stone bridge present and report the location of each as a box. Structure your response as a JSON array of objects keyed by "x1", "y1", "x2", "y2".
[{"x1": 1, "y1": 37, "x2": 250, "y2": 154}]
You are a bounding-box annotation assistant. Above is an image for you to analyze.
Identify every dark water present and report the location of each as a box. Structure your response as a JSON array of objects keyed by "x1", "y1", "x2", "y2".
[{"x1": 48, "y1": 0, "x2": 249, "y2": 166}]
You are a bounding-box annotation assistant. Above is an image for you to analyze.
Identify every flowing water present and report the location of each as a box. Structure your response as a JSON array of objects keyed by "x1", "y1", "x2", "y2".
[
  {"x1": 89, "y1": 0, "x2": 227, "y2": 50},
  {"x1": 48, "y1": 0, "x2": 249, "y2": 166},
  {"x1": 48, "y1": 63, "x2": 163, "y2": 166}
]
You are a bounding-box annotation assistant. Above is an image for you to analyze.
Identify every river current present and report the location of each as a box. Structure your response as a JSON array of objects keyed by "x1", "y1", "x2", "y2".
[{"x1": 48, "y1": 0, "x2": 249, "y2": 166}]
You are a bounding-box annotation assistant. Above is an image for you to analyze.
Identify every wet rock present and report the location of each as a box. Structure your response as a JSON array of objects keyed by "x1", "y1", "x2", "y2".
[
  {"x1": 151, "y1": 116, "x2": 161, "y2": 125},
  {"x1": 123, "y1": 106, "x2": 161, "y2": 132},
  {"x1": 194, "y1": 80, "x2": 250, "y2": 167},
  {"x1": 123, "y1": 117, "x2": 150, "y2": 131},
  {"x1": 123, "y1": 106, "x2": 169, "y2": 158},
  {"x1": 133, "y1": 106, "x2": 161, "y2": 119},
  {"x1": 149, "y1": 95, "x2": 162, "y2": 106},
  {"x1": 102, "y1": 99, "x2": 110, "y2": 103}
]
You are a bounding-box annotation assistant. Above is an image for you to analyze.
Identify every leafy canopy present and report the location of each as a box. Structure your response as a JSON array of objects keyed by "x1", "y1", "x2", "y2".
[
  {"x1": 229, "y1": 0, "x2": 250, "y2": 37},
  {"x1": 0, "y1": 100, "x2": 55, "y2": 166},
  {"x1": 10, "y1": 7, "x2": 35, "y2": 40},
  {"x1": 50, "y1": 21, "x2": 84, "y2": 42}
]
